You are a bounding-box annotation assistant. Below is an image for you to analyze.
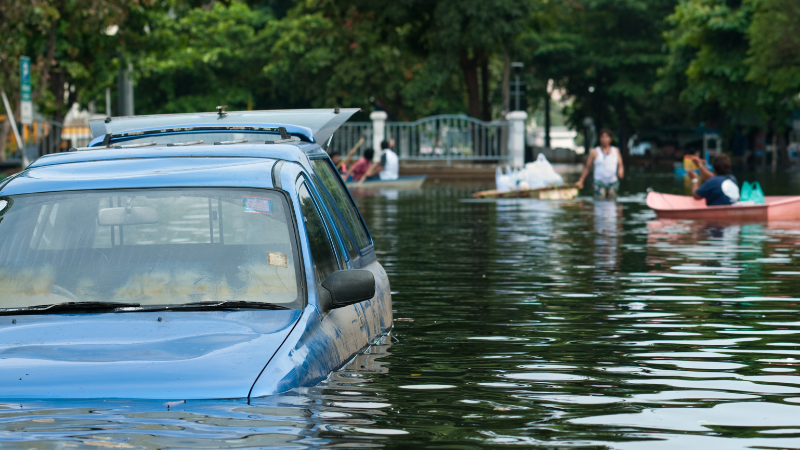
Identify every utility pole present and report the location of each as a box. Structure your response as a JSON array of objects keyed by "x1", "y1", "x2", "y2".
[
  {"x1": 511, "y1": 62, "x2": 524, "y2": 111},
  {"x1": 117, "y1": 62, "x2": 134, "y2": 116},
  {"x1": 544, "y1": 80, "x2": 552, "y2": 149},
  {"x1": 105, "y1": 87, "x2": 111, "y2": 118}
]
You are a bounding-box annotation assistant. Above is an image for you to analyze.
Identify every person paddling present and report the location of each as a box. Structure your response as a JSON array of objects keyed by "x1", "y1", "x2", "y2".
[
  {"x1": 363, "y1": 139, "x2": 399, "y2": 181},
  {"x1": 346, "y1": 148, "x2": 375, "y2": 182},
  {"x1": 688, "y1": 153, "x2": 739, "y2": 206},
  {"x1": 576, "y1": 129, "x2": 625, "y2": 199}
]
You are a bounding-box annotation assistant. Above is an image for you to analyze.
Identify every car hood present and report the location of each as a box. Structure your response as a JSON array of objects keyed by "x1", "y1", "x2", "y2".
[{"x1": 0, "y1": 309, "x2": 302, "y2": 400}]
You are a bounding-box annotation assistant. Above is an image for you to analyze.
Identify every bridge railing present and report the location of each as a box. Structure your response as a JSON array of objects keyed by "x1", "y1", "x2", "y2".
[
  {"x1": 330, "y1": 114, "x2": 510, "y2": 164},
  {"x1": 328, "y1": 122, "x2": 373, "y2": 159},
  {"x1": 388, "y1": 115, "x2": 508, "y2": 163}
]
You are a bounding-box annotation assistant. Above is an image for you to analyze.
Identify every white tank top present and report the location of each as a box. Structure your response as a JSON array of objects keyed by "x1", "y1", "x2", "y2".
[
  {"x1": 593, "y1": 146, "x2": 619, "y2": 184},
  {"x1": 379, "y1": 149, "x2": 399, "y2": 180}
]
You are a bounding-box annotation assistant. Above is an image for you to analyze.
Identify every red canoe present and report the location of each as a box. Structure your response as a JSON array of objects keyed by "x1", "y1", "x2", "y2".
[{"x1": 646, "y1": 191, "x2": 800, "y2": 221}]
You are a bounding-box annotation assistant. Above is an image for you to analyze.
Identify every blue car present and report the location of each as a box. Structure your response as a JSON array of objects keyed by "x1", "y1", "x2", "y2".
[{"x1": 0, "y1": 108, "x2": 392, "y2": 399}]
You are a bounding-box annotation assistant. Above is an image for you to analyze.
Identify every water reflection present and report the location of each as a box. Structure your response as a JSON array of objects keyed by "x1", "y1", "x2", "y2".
[{"x1": 6, "y1": 176, "x2": 800, "y2": 449}]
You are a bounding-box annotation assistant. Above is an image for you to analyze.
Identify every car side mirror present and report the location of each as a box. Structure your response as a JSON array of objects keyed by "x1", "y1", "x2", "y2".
[{"x1": 319, "y1": 270, "x2": 375, "y2": 311}]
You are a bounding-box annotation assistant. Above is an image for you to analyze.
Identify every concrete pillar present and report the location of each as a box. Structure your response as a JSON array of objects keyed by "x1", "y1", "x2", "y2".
[
  {"x1": 370, "y1": 110, "x2": 387, "y2": 161},
  {"x1": 506, "y1": 111, "x2": 527, "y2": 167},
  {"x1": 118, "y1": 62, "x2": 134, "y2": 116}
]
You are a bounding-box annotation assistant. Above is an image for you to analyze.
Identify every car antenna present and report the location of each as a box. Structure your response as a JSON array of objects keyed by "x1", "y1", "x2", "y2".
[{"x1": 216, "y1": 105, "x2": 227, "y2": 119}]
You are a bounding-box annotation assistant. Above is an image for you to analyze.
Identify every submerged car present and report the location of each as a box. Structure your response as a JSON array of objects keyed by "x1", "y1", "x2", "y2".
[{"x1": 0, "y1": 108, "x2": 392, "y2": 399}]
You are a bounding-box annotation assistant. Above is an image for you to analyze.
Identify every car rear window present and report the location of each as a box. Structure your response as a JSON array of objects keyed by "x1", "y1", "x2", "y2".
[
  {"x1": 0, "y1": 188, "x2": 302, "y2": 310},
  {"x1": 310, "y1": 159, "x2": 372, "y2": 250}
]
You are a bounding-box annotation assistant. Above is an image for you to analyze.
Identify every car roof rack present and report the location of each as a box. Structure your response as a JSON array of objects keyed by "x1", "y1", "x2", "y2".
[{"x1": 81, "y1": 126, "x2": 295, "y2": 149}]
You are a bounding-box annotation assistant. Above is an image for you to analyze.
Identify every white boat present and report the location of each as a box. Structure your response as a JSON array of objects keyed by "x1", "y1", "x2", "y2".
[{"x1": 347, "y1": 175, "x2": 427, "y2": 190}]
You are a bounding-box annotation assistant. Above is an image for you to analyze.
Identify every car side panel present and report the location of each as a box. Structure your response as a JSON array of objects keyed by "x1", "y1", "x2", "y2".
[{"x1": 248, "y1": 162, "x2": 392, "y2": 397}]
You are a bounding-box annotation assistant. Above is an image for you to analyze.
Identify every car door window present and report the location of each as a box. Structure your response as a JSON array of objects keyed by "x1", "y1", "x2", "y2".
[
  {"x1": 311, "y1": 179, "x2": 359, "y2": 260},
  {"x1": 298, "y1": 183, "x2": 339, "y2": 284},
  {"x1": 310, "y1": 159, "x2": 372, "y2": 250}
]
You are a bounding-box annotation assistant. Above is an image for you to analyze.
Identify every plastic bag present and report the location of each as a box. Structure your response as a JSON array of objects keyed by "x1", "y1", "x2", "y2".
[
  {"x1": 740, "y1": 181, "x2": 765, "y2": 204},
  {"x1": 525, "y1": 153, "x2": 564, "y2": 188},
  {"x1": 495, "y1": 167, "x2": 511, "y2": 192}
]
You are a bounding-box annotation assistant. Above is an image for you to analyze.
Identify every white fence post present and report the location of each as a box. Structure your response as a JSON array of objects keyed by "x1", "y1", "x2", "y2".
[
  {"x1": 370, "y1": 110, "x2": 387, "y2": 161},
  {"x1": 506, "y1": 111, "x2": 527, "y2": 167}
]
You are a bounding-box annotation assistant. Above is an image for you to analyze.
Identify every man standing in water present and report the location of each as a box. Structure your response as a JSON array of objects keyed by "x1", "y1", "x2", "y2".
[{"x1": 576, "y1": 128, "x2": 625, "y2": 199}]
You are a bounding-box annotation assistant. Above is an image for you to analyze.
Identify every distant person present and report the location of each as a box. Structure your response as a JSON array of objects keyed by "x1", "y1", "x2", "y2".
[
  {"x1": 329, "y1": 151, "x2": 347, "y2": 175},
  {"x1": 364, "y1": 139, "x2": 399, "y2": 181},
  {"x1": 347, "y1": 148, "x2": 375, "y2": 182},
  {"x1": 689, "y1": 153, "x2": 739, "y2": 206},
  {"x1": 576, "y1": 128, "x2": 624, "y2": 199}
]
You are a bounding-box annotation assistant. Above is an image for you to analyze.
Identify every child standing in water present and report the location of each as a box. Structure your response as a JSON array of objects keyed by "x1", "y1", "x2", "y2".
[{"x1": 576, "y1": 128, "x2": 625, "y2": 199}]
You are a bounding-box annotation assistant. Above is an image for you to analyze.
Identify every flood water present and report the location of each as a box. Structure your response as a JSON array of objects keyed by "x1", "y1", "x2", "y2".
[{"x1": 4, "y1": 168, "x2": 800, "y2": 449}]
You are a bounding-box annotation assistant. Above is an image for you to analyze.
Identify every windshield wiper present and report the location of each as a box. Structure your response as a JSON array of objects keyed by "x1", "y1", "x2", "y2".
[
  {"x1": 132, "y1": 301, "x2": 290, "y2": 312},
  {"x1": 0, "y1": 301, "x2": 139, "y2": 316}
]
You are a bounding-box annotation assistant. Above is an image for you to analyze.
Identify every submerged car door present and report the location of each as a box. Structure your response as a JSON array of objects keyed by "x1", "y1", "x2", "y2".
[
  {"x1": 307, "y1": 157, "x2": 392, "y2": 341},
  {"x1": 296, "y1": 177, "x2": 372, "y2": 348}
]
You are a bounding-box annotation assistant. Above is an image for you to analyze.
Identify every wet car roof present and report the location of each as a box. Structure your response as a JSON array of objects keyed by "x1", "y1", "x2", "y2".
[{"x1": 3, "y1": 149, "x2": 301, "y2": 196}]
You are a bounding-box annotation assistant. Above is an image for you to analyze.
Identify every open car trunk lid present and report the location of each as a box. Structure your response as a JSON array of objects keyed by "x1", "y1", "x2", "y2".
[{"x1": 89, "y1": 109, "x2": 359, "y2": 145}]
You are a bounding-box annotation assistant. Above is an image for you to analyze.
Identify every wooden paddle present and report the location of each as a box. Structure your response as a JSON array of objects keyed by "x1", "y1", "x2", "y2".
[
  {"x1": 356, "y1": 161, "x2": 381, "y2": 187},
  {"x1": 338, "y1": 137, "x2": 365, "y2": 170}
]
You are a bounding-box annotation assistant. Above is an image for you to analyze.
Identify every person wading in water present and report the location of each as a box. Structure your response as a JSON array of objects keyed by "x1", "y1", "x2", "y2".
[{"x1": 576, "y1": 128, "x2": 625, "y2": 199}]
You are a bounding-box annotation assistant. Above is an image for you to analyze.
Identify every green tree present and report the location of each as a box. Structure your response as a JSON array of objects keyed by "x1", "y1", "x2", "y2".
[
  {"x1": 0, "y1": 0, "x2": 148, "y2": 157},
  {"x1": 525, "y1": 0, "x2": 679, "y2": 153},
  {"x1": 745, "y1": 0, "x2": 800, "y2": 101},
  {"x1": 659, "y1": 0, "x2": 799, "y2": 160},
  {"x1": 658, "y1": 0, "x2": 758, "y2": 120},
  {"x1": 131, "y1": 1, "x2": 272, "y2": 114}
]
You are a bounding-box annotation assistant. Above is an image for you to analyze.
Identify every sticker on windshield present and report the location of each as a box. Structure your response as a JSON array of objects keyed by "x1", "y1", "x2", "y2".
[
  {"x1": 243, "y1": 196, "x2": 273, "y2": 215},
  {"x1": 268, "y1": 252, "x2": 288, "y2": 268}
]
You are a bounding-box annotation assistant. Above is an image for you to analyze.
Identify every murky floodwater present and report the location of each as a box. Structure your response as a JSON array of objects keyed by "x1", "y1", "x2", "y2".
[{"x1": 4, "y1": 168, "x2": 800, "y2": 449}]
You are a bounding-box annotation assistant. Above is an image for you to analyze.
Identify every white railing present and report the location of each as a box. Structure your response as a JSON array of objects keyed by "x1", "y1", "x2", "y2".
[
  {"x1": 387, "y1": 115, "x2": 508, "y2": 163},
  {"x1": 328, "y1": 122, "x2": 373, "y2": 159},
  {"x1": 330, "y1": 114, "x2": 511, "y2": 164}
]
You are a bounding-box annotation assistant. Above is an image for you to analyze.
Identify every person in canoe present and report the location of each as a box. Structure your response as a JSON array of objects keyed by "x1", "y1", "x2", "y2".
[
  {"x1": 688, "y1": 153, "x2": 740, "y2": 205},
  {"x1": 329, "y1": 151, "x2": 348, "y2": 176},
  {"x1": 363, "y1": 139, "x2": 399, "y2": 181},
  {"x1": 346, "y1": 148, "x2": 376, "y2": 182},
  {"x1": 576, "y1": 128, "x2": 624, "y2": 199}
]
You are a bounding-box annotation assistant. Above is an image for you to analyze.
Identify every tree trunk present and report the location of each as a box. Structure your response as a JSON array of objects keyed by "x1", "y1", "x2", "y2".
[
  {"x1": 544, "y1": 88, "x2": 551, "y2": 148},
  {"x1": 0, "y1": 119, "x2": 9, "y2": 162},
  {"x1": 501, "y1": 52, "x2": 510, "y2": 115},
  {"x1": 779, "y1": 131, "x2": 790, "y2": 169},
  {"x1": 40, "y1": 20, "x2": 57, "y2": 108},
  {"x1": 618, "y1": 103, "x2": 631, "y2": 157},
  {"x1": 460, "y1": 50, "x2": 481, "y2": 120},
  {"x1": 479, "y1": 51, "x2": 490, "y2": 121}
]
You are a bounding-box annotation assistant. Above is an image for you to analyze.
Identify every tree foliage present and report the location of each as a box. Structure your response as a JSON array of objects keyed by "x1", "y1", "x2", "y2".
[
  {"x1": 745, "y1": 0, "x2": 800, "y2": 99},
  {"x1": 4, "y1": 0, "x2": 800, "y2": 153},
  {"x1": 525, "y1": 0, "x2": 679, "y2": 151},
  {"x1": 0, "y1": 0, "x2": 151, "y2": 122}
]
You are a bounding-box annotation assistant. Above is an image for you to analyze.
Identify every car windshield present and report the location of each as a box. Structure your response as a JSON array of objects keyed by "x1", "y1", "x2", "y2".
[{"x1": 0, "y1": 188, "x2": 302, "y2": 310}]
